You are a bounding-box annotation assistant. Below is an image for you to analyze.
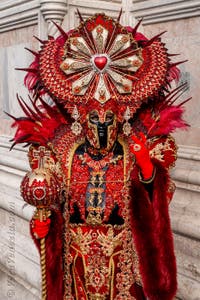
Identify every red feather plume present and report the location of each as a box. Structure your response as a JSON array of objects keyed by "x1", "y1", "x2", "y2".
[
  {"x1": 9, "y1": 96, "x2": 69, "y2": 149},
  {"x1": 167, "y1": 65, "x2": 181, "y2": 84},
  {"x1": 142, "y1": 105, "x2": 189, "y2": 137},
  {"x1": 134, "y1": 82, "x2": 190, "y2": 137}
]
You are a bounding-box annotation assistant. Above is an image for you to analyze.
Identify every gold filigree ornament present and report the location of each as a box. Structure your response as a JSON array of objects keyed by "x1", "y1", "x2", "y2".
[
  {"x1": 60, "y1": 17, "x2": 144, "y2": 105},
  {"x1": 123, "y1": 106, "x2": 132, "y2": 136},
  {"x1": 89, "y1": 294, "x2": 107, "y2": 300},
  {"x1": 86, "y1": 211, "x2": 103, "y2": 225},
  {"x1": 149, "y1": 138, "x2": 173, "y2": 162},
  {"x1": 70, "y1": 225, "x2": 124, "y2": 298},
  {"x1": 71, "y1": 105, "x2": 82, "y2": 135},
  {"x1": 96, "y1": 227, "x2": 123, "y2": 256}
]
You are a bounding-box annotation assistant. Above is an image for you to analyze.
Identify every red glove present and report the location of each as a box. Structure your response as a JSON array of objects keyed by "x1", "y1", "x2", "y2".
[
  {"x1": 31, "y1": 218, "x2": 51, "y2": 239},
  {"x1": 130, "y1": 132, "x2": 154, "y2": 180}
]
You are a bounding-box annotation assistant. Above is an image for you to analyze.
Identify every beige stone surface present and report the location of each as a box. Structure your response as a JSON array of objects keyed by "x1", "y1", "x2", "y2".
[
  {"x1": 0, "y1": 25, "x2": 38, "y2": 48},
  {"x1": 170, "y1": 144, "x2": 200, "y2": 299},
  {"x1": 131, "y1": 0, "x2": 200, "y2": 24},
  {"x1": 173, "y1": 232, "x2": 200, "y2": 300},
  {"x1": 0, "y1": 25, "x2": 38, "y2": 137},
  {"x1": 143, "y1": 17, "x2": 200, "y2": 147}
]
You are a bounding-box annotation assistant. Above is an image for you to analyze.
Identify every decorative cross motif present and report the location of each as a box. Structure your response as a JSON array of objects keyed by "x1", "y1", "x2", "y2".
[{"x1": 33, "y1": 146, "x2": 51, "y2": 169}]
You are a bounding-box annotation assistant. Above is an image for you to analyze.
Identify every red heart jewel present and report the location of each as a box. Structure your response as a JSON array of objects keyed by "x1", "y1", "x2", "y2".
[
  {"x1": 94, "y1": 56, "x2": 107, "y2": 70},
  {"x1": 33, "y1": 187, "x2": 45, "y2": 200}
]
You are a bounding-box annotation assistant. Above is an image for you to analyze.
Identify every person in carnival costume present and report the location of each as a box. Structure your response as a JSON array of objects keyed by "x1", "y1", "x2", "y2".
[{"x1": 10, "y1": 11, "x2": 190, "y2": 300}]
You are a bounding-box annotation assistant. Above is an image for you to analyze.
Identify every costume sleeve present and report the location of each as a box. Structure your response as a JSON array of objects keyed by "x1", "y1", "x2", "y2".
[
  {"x1": 130, "y1": 137, "x2": 177, "y2": 300},
  {"x1": 148, "y1": 135, "x2": 177, "y2": 170},
  {"x1": 136, "y1": 135, "x2": 177, "y2": 202}
]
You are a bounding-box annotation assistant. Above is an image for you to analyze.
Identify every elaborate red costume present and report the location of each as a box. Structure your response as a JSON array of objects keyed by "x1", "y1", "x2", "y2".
[{"x1": 11, "y1": 12, "x2": 189, "y2": 300}]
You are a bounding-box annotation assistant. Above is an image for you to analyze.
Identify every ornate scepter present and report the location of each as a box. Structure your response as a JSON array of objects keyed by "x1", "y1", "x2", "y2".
[{"x1": 20, "y1": 146, "x2": 60, "y2": 300}]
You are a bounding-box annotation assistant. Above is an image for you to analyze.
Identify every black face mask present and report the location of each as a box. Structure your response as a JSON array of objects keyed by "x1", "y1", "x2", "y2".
[{"x1": 89, "y1": 111, "x2": 114, "y2": 149}]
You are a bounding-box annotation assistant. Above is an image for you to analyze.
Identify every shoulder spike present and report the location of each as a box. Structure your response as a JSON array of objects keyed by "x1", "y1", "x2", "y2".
[
  {"x1": 33, "y1": 35, "x2": 46, "y2": 44},
  {"x1": 15, "y1": 67, "x2": 38, "y2": 73},
  {"x1": 4, "y1": 111, "x2": 17, "y2": 121},
  {"x1": 177, "y1": 97, "x2": 192, "y2": 107},
  {"x1": 168, "y1": 53, "x2": 180, "y2": 57},
  {"x1": 51, "y1": 20, "x2": 68, "y2": 39},
  {"x1": 24, "y1": 47, "x2": 39, "y2": 57},
  {"x1": 144, "y1": 31, "x2": 167, "y2": 47},
  {"x1": 17, "y1": 94, "x2": 33, "y2": 119},
  {"x1": 117, "y1": 8, "x2": 123, "y2": 22},
  {"x1": 28, "y1": 95, "x2": 44, "y2": 118},
  {"x1": 48, "y1": 35, "x2": 55, "y2": 40},
  {"x1": 77, "y1": 9, "x2": 84, "y2": 22},
  {"x1": 164, "y1": 83, "x2": 188, "y2": 106},
  {"x1": 132, "y1": 18, "x2": 143, "y2": 36},
  {"x1": 17, "y1": 94, "x2": 40, "y2": 120},
  {"x1": 169, "y1": 60, "x2": 188, "y2": 68}
]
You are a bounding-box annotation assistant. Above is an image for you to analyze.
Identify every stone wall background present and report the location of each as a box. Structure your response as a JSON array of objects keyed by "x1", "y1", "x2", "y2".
[{"x1": 0, "y1": 1, "x2": 199, "y2": 299}]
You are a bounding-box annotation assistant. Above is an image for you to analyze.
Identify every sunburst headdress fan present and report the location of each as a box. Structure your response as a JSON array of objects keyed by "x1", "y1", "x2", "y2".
[{"x1": 19, "y1": 11, "x2": 180, "y2": 121}]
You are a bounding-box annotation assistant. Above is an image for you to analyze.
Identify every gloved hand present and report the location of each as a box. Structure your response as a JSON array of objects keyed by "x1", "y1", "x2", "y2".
[
  {"x1": 130, "y1": 132, "x2": 154, "y2": 181},
  {"x1": 31, "y1": 218, "x2": 51, "y2": 239}
]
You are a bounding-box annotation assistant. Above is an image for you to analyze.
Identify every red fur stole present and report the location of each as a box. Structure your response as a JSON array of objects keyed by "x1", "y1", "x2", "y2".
[{"x1": 130, "y1": 160, "x2": 177, "y2": 300}]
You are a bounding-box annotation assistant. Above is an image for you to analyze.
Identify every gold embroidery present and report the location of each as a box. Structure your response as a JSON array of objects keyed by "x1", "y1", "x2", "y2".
[
  {"x1": 48, "y1": 133, "x2": 84, "y2": 300},
  {"x1": 115, "y1": 228, "x2": 136, "y2": 300},
  {"x1": 70, "y1": 225, "x2": 124, "y2": 298},
  {"x1": 86, "y1": 212, "x2": 103, "y2": 225},
  {"x1": 51, "y1": 133, "x2": 142, "y2": 299},
  {"x1": 149, "y1": 135, "x2": 178, "y2": 169},
  {"x1": 70, "y1": 226, "x2": 123, "y2": 256},
  {"x1": 89, "y1": 293, "x2": 107, "y2": 300},
  {"x1": 86, "y1": 253, "x2": 109, "y2": 293},
  {"x1": 96, "y1": 227, "x2": 123, "y2": 256},
  {"x1": 150, "y1": 138, "x2": 172, "y2": 161}
]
